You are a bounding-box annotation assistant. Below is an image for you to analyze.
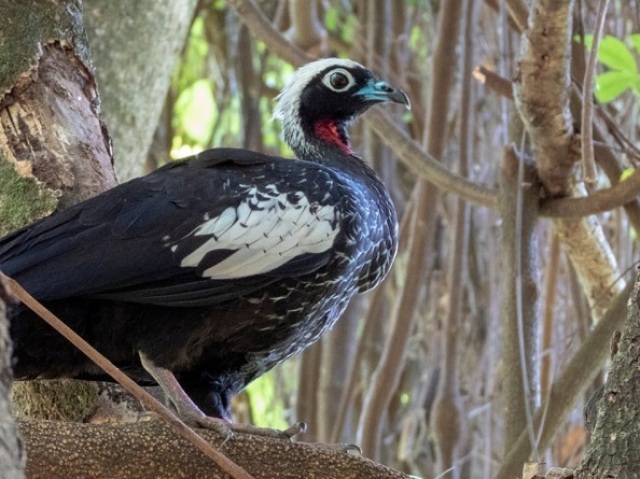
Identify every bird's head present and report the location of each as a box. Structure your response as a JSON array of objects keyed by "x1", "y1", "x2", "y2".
[{"x1": 273, "y1": 58, "x2": 410, "y2": 160}]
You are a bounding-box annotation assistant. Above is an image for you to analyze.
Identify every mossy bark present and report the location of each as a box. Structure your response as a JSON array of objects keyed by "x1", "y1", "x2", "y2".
[{"x1": 0, "y1": 0, "x2": 116, "y2": 424}]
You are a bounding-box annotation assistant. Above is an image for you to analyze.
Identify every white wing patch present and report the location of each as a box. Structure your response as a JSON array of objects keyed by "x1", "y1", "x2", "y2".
[{"x1": 178, "y1": 186, "x2": 339, "y2": 279}]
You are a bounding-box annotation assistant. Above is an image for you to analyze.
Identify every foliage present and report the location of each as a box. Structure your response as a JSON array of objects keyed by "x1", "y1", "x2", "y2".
[{"x1": 580, "y1": 34, "x2": 640, "y2": 103}]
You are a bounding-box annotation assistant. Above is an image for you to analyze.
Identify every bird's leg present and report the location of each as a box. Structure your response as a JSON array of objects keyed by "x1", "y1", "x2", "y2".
[
  {"x1": 225, "y1": 420, "x2": 307, "y2": 439},
  {"x1": 139, "y1": 352, "x2": 305, "y2": 440},
  {"x1": 139, "y1": 352, "x2": 234, "y2": 438}
]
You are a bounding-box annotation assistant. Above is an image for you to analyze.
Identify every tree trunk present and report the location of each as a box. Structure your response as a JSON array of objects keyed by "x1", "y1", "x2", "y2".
[
  {"x1": 575, "y1": 272, "x2": 640, "y2": 478},
  {"x1": 0, "y1": 0, "x2": 116, "y2": 423},
  {"x1": 83, "y1": 0, "x2": 198, "y2": 180},
  {"x1": 0, "y1": 283, "x2": 23, "y2": 479}
]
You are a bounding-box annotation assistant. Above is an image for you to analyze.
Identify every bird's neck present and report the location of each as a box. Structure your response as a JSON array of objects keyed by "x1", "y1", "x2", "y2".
[
  {"x1": 285, "y1": 117, "x2": 355, "y2": 161},
  {"x1": 311, "y1": 119, "x2": 353, "y2": 156}
]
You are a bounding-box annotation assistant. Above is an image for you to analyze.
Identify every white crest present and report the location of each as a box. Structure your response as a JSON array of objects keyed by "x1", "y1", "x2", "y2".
[{"x1": 272, "y1": 58, "x2": 363, "y2": 156}]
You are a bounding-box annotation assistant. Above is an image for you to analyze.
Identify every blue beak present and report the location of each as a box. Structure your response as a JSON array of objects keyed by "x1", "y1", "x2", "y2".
[{"x1": 354, "y1": 80, "x2": 411, "y2": 110}]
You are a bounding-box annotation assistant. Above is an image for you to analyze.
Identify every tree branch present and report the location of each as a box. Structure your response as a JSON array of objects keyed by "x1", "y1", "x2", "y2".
[
  {"x1": 227, "y1": 0, "x2": 311, "y2": 66},
  {"x1": 499, "y1": 146, "x2": 541, "y2": 450},
  {"x1": 513, "y1": 0, "x2": 623, "y2": 317},
  {"x1": 514, "y1": 0, "x2": 576, "y2": 196},
  {"x1": 580, "y1": 0, "x2": 611, "y2": 184},
  {"x1": 357, "y1": 0, "x2": 465, "y2": 459},
  {"x1": 541, "y1": 167, "x2": 640, "y2": 217},
  {"x1": 19, "y1": 420, "x2": 410, "y2": 479}
]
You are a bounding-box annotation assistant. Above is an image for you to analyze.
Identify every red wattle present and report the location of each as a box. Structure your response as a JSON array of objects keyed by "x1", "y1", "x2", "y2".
[{"x1": 314, "y1": 120, "x2": 353, "y2": 154}]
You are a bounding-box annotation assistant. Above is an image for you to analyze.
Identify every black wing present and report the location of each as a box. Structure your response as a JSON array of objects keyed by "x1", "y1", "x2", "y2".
[{"x1": 0, "y1": 148, "x2": 344, "y2": 307}]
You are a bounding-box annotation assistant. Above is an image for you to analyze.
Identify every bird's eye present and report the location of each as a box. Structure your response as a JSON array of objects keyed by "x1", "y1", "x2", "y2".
[
  {"x1": 322, "y1": 69, "x2": 355, "y2": 92},
  {"x1": 330, "y1": 72, "x2": 349, "y2": 89}
]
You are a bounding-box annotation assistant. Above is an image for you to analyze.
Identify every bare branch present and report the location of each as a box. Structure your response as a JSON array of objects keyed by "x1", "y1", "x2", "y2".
[
  {"x1": 499, "y1": 146, "x2": 542, "y2": 451},
  {"x1": 581, "y1": 0, "x2": 611, "y2": 183},
  {"x1": 285, "y1": 0, "x2": 326, "y2": 53},
  {"x1": 483, "y1": 0, "x2": 529, "y2": 33},
  {"x1": 473, "y1": 65, "x2": 514, "y2": 100},
  {"x1": 541, "y1": 167, "x2": 640, "y2": 217},
  {"x1": 357, "y1": 0, "x2": 465, "y2": 459},
  {"x1": 227, "y1": 0, "x2": 311, "y2": 66}
]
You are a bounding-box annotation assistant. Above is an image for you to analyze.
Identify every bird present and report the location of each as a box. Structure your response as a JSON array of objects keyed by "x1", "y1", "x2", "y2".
[{"x1": 1, "y1": 58, "x2": 409, "y2": 433}]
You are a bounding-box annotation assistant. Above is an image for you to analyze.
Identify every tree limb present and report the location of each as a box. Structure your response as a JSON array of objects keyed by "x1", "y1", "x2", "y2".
[
  {"x1": 541, "y1": 167, "x2": 640, "y2": 217},
  {"x1": 19, "y1": 420, "x2": 410, "y2": 479},
  {"x1": 514, "y1": 0, "x2": 624, "y2": 317},
  {"x1": 580, "y1": 0, "x2": 611, "y2": 183},
  {"x1": 499, "y1": 146, "x2": 542, "y2": 450}
]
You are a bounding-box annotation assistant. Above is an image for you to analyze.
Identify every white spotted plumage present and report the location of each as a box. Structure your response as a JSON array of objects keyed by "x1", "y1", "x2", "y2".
[{"x1": 177, "y1": 186, "x2": 339, "y2": 280}]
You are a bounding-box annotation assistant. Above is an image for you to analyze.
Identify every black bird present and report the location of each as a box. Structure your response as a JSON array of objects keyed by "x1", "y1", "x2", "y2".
[{"x1": 1, "y1": 58, "x2": 408, "y2": 431}]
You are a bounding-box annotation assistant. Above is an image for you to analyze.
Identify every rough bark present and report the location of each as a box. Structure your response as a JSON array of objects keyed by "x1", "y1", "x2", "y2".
[
  {"x1": 83, "y1": 0, "x2": 198, "y2": 180},
  {"x1": 0, "y1": 1, "x2": 116, "y2": 209},
  {"x1": 0, "y1": 0, "x2": 116, "y2": 422},
  {"x1": 513, "y1": 0, "x2": 575, "y2": 197},
  {"x1": 19, "y1": 420, "x2": 411, "y2": 479},
  {"x1": 0, "y1": 284, "x2": 23, "y2": 479},
  {"x1": 513, "y1": 0, "x2": 624, "y2": 319},
  {"x1": 575, "y1": 273, "x2": 640, "y2": 478}
]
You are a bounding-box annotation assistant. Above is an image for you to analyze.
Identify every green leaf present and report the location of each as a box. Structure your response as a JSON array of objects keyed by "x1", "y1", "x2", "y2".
[
  {"x1": 597, "y1": 36, "x2": 637, "y2": 73},
  {"x1": 620, "y1": 167, "x2": 636, "y2": 182},
  {"x1": 595, "y1": 70, "x2": 636, "y2": 102},
  {"x1": 325, "y1": 6, "x2": 339, "y2": 32}
]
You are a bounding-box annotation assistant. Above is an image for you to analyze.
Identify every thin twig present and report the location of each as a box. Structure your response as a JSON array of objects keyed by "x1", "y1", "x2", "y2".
[
  {"x1": 473, "y1": 65, "x2": 514, "y2": 100},
  {"x1": 0, "y1": 273, "x2": 256, "y2": 479},
  {"x1": 540, "y1": 234, "x2": 560, "y2": 398},
  {"x1": 581, "y1": 0, "x2": 611, "y2": 183}
]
